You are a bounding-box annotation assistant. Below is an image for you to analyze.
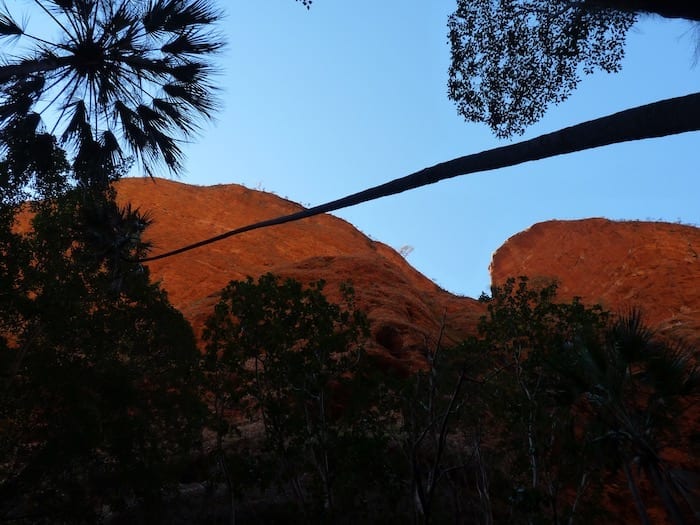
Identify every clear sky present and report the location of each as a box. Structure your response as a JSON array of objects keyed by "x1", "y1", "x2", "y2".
[{"x1": 22, "y1": 1, "x2": 700, "y2": 298}]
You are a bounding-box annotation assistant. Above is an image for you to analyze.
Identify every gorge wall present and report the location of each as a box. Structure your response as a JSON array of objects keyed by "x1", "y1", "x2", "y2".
[{"x1": 116, "y1": 178, "x2": 700, "y2": 357}]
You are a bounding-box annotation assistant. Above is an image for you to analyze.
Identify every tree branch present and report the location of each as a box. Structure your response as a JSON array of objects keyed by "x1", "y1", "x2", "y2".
[{"x1": 138, "y1": 92, "x2": 700, "y2": 263}]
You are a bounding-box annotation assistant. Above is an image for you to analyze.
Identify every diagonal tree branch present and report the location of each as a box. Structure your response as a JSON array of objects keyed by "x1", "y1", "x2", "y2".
[{"x1": 138, "y1": 92, "x2": 700, "y2": 263}]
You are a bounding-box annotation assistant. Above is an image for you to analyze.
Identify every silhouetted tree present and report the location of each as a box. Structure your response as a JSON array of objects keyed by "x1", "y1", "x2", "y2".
[
  {"x1": 477, "y1": 277, "x2": 610, "y2": 524},
  {"x1": 204, "y1": 274, "x2": 393, "y2": 522},
  {"x1": 0, "y1": 0, "x2": 223, "y2": 183},
  {"x1": 477, "y1": 278, "x2": 699, "y2": 524},
  {"x1": 386, "y1": 329, "x2": 489, "y2": 525},
  {"x1": 0, "y1": 156, "x2": 206, "y2": 523},
  {"x1": 448, "y1": 0, "x2": 700, "y2": 137},
  {"x1": 560, "y1": 309, "x2": 700, "y2": 525}
]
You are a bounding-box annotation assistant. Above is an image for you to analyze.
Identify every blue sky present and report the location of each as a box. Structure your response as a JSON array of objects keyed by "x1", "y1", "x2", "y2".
[
  {"x1": 177, "y1": 1, "x2": 699, "y2": 297},
  {"x1": 20, "y1": 1, "x2": 700, "y2": 297}
]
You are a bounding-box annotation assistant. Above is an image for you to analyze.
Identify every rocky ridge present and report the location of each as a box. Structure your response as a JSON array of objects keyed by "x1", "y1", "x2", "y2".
[
  {"x1": 117, "y1": 178, "x2": 700, "y2": 360},
  {"x1": 116, "y1": 177, "x2": 482, "y2": 372}
]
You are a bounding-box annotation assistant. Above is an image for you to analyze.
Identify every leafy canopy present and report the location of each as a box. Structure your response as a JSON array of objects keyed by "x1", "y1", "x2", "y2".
[
  {"x1": 477, "y1": 277, "x2": 699, "y2": 524},
  {"x1": 448, "y1": 0, "x2": 635, "y2": 137},
  {"x1": 204, "y1": 274, "x2": 395, "y2": 518}
]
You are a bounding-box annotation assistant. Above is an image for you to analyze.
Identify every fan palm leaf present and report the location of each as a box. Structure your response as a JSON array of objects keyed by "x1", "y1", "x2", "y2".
[
  {"x1": 576, "y1": 310, "x2": 700, "y2": 524},
  {"x1": 0, "y1": 0, "x2": 222, "y2": 181}
]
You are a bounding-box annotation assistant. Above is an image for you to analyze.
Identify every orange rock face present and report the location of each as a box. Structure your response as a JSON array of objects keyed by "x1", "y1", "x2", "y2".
[
  {"x1": 115, "y1": 177, "x2": 482, "y2": 371},
  {"x1": 490, "y1": 218, "x2": 700, "y2": 346},
  {"x1": 118, "y1": 180, "x2": 700, "y2": 361}
]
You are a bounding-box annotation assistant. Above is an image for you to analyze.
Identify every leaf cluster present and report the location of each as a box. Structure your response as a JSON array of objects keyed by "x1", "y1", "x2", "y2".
[
  {"x1": 474, "y1": 277, "x2": 699, "y2": 524},
  {"x1": 197, "y1": 272, "x2": 699, "y2": 523},
  {"x1": 448, "y1": 0, "x2": 635, "y2": 137},
  {"x1": 0, "y1": 0, "x2": 224, "y2": 180},
  {"x1": 203, "y1": 274, "x2": 397, "y2": 520}
]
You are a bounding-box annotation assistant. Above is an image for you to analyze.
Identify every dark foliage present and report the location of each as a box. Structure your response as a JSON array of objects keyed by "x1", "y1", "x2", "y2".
[
  {"x1": 0, "y1": 0, "x2": 223, "y2": 180},
  {"x1": 203, "y1": 274, "x2": 397, "y2": 522},
  {"x1": 477, "y1": 277, "x2": 699, "y2": 524},
  {"x1": 0, "y1": 161, "x2": 206, "y2": 523},
  {"x1": 448, "y1": 0, "x2": 635, "y2": 137}
]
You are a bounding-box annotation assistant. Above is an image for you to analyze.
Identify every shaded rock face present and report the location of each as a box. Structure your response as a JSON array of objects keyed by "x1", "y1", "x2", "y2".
[
  {"x1": 490, "y1": 218, "x2": 700, "y2": 346},
  {"x1": 116, "y1": 178, "x2": 482, "y2": 371}
]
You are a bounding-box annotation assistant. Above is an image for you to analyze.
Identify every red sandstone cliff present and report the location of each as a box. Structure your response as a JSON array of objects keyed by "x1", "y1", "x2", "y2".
[
  {"x1": 490, "y1": 218, "x2": 700, "y2": 347},
  {"x1": 116, "y1": 179, "x2": 700, "y2": 357},
  {"x1": 118, "y1": 180, "x2": 700, "y2": 348},
  {"x1": 115, "y1": 177, "x2": 482, "y2": 371}
]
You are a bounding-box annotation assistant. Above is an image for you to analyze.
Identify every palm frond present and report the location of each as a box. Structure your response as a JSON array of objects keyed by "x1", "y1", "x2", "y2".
[
  {"x1": 133, "y1": 118, "x2": 182, "y2": 175},
  {"x1": 170, "y1": 62, "x2": 209, "y2": 83},
  {"x1": 61, "y1": 99, "x2": 91, "y2": 144},
  {"x1": 163, "y1": 82, "x2": 216, "y2": 117},
  {"x1": 161, "y1": 31, "x2": 222, "y2": 55},
  {"x1": 137, "y1": 104, "x2": 167, "y2": 129},
  {"x1": 0, "y1": 12, "x2": 22, "y2": 37},
  {"x1": 0, "y1": 53, "x2": 63, "y2": 83},
  {"x1": 0, "y1": 74, "x2": 45, "y2": 100},
  {"x1": 0, "y1": 94, "x2": 35, "y2": 125},
  {"x1": 646, "y1": 339, "x2": 700, "y2": 397},
  {"x1": 118, "y1": 55, "x2": 175, "y2": 83},
  {"x1": 99, "y1": 129, "x2": 122, "y2": 164},
  {"x1": 116, "y1": 202, "x2": 155, "y2": 258},
  {"x1": 49, "y1": 0, "x2": 76, "y2": 11},
  {"x1": 143, "y1": 0, "x2": 222, "y2": 34},
  {"x1": 0, "y1": 0, "x2": 221, "y2": 178},
  {"x1": 610, "y1": 309, "x2": 655, "y2": 363},
  {"x1": 152, "y1": 97, "x2": 197, "y2": 133},
  {"x1": 0, "y1": 75, "x2": 46, "y2": 122},
  {"x1": 95, "y1": 64, "x2": 128, "y2": 106},
  {"x1": 69, "y1": 0, "x2": 96, "y2": 27},
  {"x1": 146, "y1": 126, "x2": 182, "y2": 173},
  {"x1": 97, "y1": 2, "x2": 134, "y2": 39},
  {"x1": 115, "y1": 101, "x2": 148, "y2": 151},
  {"x1": 681, "y1": 365, "x2": 700, "y2": 397}
]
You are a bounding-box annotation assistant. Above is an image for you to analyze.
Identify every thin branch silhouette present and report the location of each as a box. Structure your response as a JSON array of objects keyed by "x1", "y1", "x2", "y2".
[{"x1": 138, "y1": 92, "x2": 700, "y2": 263}]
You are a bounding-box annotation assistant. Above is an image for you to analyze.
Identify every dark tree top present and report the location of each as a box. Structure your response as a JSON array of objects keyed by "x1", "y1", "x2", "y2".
[
  {"x1": 0, "y1": 0, "x2": 223, "y2": 181},
  {"x1": 447, "y1": 0, "x2": 698, "y2": 138},
  {"x1": 586, "y1": 0, "x2": 700, "y2": 21}
]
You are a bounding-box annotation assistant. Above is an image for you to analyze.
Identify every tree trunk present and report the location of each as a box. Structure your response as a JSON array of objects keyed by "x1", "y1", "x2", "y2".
[
  {"x1": 473, "y1": 431, "x2": 494, "y2": 525},
  {"x1": 141, "y1": 92, "x2": 700, "y2": 262},
  {"x1": 215, "y1": 400, "x2": 236, "y2": 525}
]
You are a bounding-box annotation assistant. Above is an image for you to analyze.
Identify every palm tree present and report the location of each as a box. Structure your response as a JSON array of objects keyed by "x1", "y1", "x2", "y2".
[
  {"x1": 0, "y1": 0, "x2": 222, "y2": 184},
  {"x1": 570, "y1": 310, "x2": 700, "y2": 525}
]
